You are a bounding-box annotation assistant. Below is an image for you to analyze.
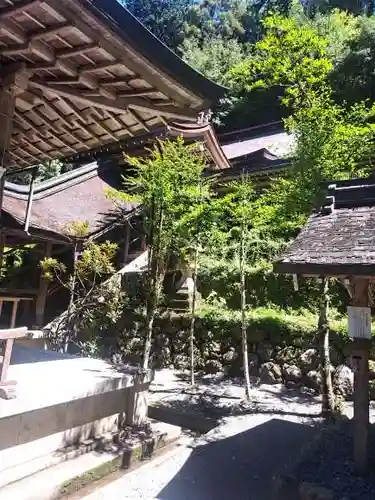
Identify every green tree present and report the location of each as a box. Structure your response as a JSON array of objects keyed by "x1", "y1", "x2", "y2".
[
  {"x1": 41, "y1": 222, "x2": 118, "y2": 352},
  {"x1": 182, "y1": 36, "x2": 246, "y2": 84},
  {"x1": 228, "y1": 13, "x2": 375, "y2": 413},
  {"x1": 115, "y1": 138, "x2": 210, "y2": 370},
  {"x1": 125, "y1": 0, "x2": 193, "y2": 51},
  {"x1": 229, "y1": 175, "x2": 257, "y2": 400}
]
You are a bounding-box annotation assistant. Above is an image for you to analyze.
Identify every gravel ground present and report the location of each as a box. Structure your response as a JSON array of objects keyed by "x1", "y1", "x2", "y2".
[
  {"x1": 293, "y1": 421, "x2": 375, "y2": 500},
  {"x1": 83, "y1": 370, "x2": 375, "y2": 500}
]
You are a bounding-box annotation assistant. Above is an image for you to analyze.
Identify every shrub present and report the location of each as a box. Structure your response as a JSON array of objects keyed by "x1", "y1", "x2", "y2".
[{"x1": 198, "y1": 258, "x2": 348, "y2": 312}]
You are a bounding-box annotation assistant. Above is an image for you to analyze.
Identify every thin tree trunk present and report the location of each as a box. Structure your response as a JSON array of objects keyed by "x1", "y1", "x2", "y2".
[
  {"x1": 319, "y1": 277, "x2": 335, "y2": 417},
  {"x1": 189, "y1": 247, "x2": 198, "y2": 387},
  {"x1": 240, "y1": 218, "x2": 251, "y2": 400},
  {"x1": 143, "y1": 301, "x2": 156, "y2": 370},
  {"x1": 63, "y1": 242, "x2": 78, "y2": 353},
  {"x1": 142, "y1": 200, "x2": 164, "y2": 371}
]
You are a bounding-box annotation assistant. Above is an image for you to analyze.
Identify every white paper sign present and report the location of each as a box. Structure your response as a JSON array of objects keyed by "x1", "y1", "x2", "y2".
[{"x1": 348, "y1": 306, "x2": 372, "y2": 339}]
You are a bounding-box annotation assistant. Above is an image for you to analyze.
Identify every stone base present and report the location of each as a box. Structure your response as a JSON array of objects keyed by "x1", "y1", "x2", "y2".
[{"x1": 0, "y1": 386, "x2": 17, "y2": 400}]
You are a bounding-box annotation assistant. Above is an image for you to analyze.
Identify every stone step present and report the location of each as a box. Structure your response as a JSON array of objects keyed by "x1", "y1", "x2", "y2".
[{"x1": 0, "y1": 420, "x2": 182, "y2": 500}]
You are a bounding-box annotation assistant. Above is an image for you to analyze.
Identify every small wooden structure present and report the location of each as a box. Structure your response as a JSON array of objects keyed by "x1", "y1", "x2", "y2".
[
  {"x1": 0, "y1": 326, "x2": 27, "y2": 398},
  {"x1": 274, "y1": 178, "x2": 375, "y2": 474}
]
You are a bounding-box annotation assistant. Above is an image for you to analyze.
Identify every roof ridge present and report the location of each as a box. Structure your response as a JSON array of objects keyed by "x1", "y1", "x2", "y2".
[{"x1": 4, "y1": 162, "x2": 99, "y2": 201}]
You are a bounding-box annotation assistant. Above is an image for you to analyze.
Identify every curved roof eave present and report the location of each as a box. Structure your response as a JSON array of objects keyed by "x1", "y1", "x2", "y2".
[{"x1": 85, "y1": 0, "x2": 227, "y2": 105}]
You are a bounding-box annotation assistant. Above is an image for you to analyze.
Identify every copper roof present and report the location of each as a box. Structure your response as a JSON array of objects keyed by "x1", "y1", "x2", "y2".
[
  {"x1": 0, "y1": 0, "x2": 225, "y2": 169},
  {"x1": 221, "y1": 131, "x2": 294, "y2": 160},
  {"x1": 275, "y1": 178, "x2": 375, "y2": 276},
  {"x1": 2, "y1": 161, "x2": 137, "y2": 241}
]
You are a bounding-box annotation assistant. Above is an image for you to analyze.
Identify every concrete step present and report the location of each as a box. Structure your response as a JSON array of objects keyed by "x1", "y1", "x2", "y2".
[{"x1": 0, "y1": 421, "x2": 182, "y2": 500}]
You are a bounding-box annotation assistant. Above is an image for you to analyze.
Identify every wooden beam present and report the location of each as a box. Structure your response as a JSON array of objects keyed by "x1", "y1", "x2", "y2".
[
  {"x1": 0, "y1": 231, "x2": 5, "y2": 277},
  {"x1": 30, "y1": 92, "x2": 75, "y2": 129},
  {"x1": 8, "y1": 150, "x2": 28, "y2": 165},
  {"x1": 46, "y1": 0, "x2": 195, "y2": 107},
  {"x1": 118, "y1": 89, "x2": 158, "y2": 98},
  {"x1": 350, "y1": 277, "x2": 371, "y2": 475},
  {"x1": 82, "y1": 110, "x2": 118, "y2": 141},
  {"x1": 0, "y1": 20, "x2": 27, "y2": 44},
  {"x1": 127, "y1": 108, "x2": 150, "y2": 132},
  {"x1": 31, "y1": 106, "x2": 89, "y2": 149},
  {"x1": 79, "y1": 60, "x2": 121, "y2": 74},
  {"x1": 56, "y1": 43, "x2": 98, "y2": 60},
  {"x1": 0, "y1": 86, "x2": 16, "y2": 167},
  {"x1": 30, "y1": 22, "x2": 72, "y2": 41},
  {"x1": 29, "y1": 80, "x2": 198, "y2": 120},
  {"x1": 0, "y1": 0, "x2": 41, "y2": 20},
  {"x1": 0, "y1": 39, "x2": 54, "y2": 61},
  {"x1": 27, "y1": 59, "x2": 77, "y2": 76},
  {"x1": 44, "y1": 73, "x2": 98, "y2": 89},
  {"x1": 16, "y1": 109, "x2": 78, "y2": 153}
]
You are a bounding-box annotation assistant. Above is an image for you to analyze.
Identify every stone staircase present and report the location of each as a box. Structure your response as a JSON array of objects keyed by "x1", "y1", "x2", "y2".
[{"x1": 165, "y1": 277, "x2": 201, "y2": 312}]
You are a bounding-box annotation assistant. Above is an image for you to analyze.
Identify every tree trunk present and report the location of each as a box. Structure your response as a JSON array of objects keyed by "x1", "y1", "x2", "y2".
[
  {"x1": 142, "y1": 201, "x2": 165, "y2": 371},
  {"x1": 143, "y1": 302, "x2": 156, "y2": 370},
  {"x1": 319, "y1": 277, "x2": 335, "y2": 417},
  {"x1": 63, "y1": 242, "x2": 78, "y2": 353},
  {"x1": 240, "y1": 226, "x2": 251, "y2": 400},
  {"x1": 189, "y1": 247, "x2": 198, "y2": 387}
]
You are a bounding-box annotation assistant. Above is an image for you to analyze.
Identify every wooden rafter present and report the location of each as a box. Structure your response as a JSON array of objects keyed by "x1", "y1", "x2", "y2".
[
  {"x1": 0, "y1": 0, "x2": 41, "y2": 19},
  {"x1": 56, "y1": 43, "x2": 98, "y2": 60},
  {"x1": 81, "y1": 110, "x2": 118, "y2": 141},
  {"x1": 30, "y1": 22, "x2": 72, "y2": 41},
  {"x1": 31, "y1": 106, "x2": 90, "y2": 150},
  {"x1": 15, "y1": 110, "x2": 78, "y2": 153},
  {"x1": 29, "y1": 80, "x2": 198, "y2": 120},
  {"x1": 127, "y1": 109, "x2": 150, "y2": 132},
  {"x1": 45, "y1": 0, "x2": 195, "y2": 106},
  {"x1": 0, "y1": 0, "x2": 220, "y2": 168}
]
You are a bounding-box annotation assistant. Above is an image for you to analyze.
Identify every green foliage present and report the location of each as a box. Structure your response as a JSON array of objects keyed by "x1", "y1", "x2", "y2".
[
  {"x1": 40, "y1": 257, "x2": 66, "y2": 282},
  {"x1": 121, "y1": 137, "x2": 211, "y2": 262},
  {"x1": 125, "y1": 0, "x2": 193, "y2": 51},
  {"x1": 77, "y1": 241, "x2": 118, "y2": 282},
  {"x1": 63, "y1": 221, "x2": 90, "y2": 239},
  {"x1": 228, "y1": 14, "x2": 332, "y2": 107},
  {"x1": 41, "y1": 240, "x2": 117, "y2": 288},
  {"x1": 198, "y1": 301, "x2": 348, "y2": 346},
  {"x1": 8, "y1": 160, "x2": 73, "y2": 185},
  {"x1": 182, "y1": 36, "x2": 247, "y2": 84},
  {"x1": 198, "y1": 258, "x2": 348, "y2": 311},
  {"x1": 229, "y1": 13, "x2": 375, "y2": 227}
]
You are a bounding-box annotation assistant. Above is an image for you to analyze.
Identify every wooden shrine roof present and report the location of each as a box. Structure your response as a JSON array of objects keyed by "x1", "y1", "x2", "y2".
[
  {"x1": 68, "y1": 121, "x2": 231, "y2": 170},
  {"x1": 0, "y1": 0, "x2": 225, "y2": 169},
  {"x1": 274, "y1": 178, "x2": 375, "y2": 277},
  {"x1": 2, "y1": 161, "x2": 137, "y2": 242}
]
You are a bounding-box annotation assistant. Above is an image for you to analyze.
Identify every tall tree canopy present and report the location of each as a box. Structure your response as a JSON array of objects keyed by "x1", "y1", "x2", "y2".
[{"x1": 125, "y1": 0, "x2": 193, "y2": 50}]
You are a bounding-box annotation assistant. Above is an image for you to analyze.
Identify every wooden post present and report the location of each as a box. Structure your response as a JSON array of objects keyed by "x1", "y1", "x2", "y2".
[
  {"x1": 123, "y1": 222, "x2": 130, "y2": 266},
  {"x1": 349, "y1": 278, "x2": 371, "y2": 475},
  {"x1": 0, "y1": 231, "x2": 5, "y2": 277},
  {"x1": 35, "y1": 241, "x2": 52, "y2": 328},
  {"x1": 0, "y1": 326, "x2": 28, "y2": 399},
  {"x1": 0, "y1": 88, "x2": 15, "y2": 167}
]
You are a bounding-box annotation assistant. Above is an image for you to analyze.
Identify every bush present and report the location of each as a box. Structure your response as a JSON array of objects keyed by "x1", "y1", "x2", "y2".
[
  {"x1": 197, "y1": 302, "x2": 349, "y2": 347},
  {"x1": 198, "y1": 258, "x2": 348, "y2": 312}
]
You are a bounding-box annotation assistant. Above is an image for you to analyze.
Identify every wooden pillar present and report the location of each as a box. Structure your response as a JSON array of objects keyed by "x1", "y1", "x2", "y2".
[
  {"x1": 0, "y1": 231, "x2": 5, "y2": 277},
  {"x1": 0, "y1": 65, "x2": 30, "y2": 166},
  {"x1": 35, "y1": 241, "x2": 52, "y2": 328},
  {"x1": 123, "y1": 222, "x2": 130, "y2": 266},
  {"x1": 349, "y1": 278, "x2": 371, "y2": 475},
  {"x1": 0, "y1": 87, "x2": 15, "y2": 167}
]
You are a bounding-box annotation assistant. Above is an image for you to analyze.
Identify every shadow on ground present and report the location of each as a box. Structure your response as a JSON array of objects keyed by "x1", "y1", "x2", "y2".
[{"x1": 157, "y1": 418, "x2": 319, "y2": 500}]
